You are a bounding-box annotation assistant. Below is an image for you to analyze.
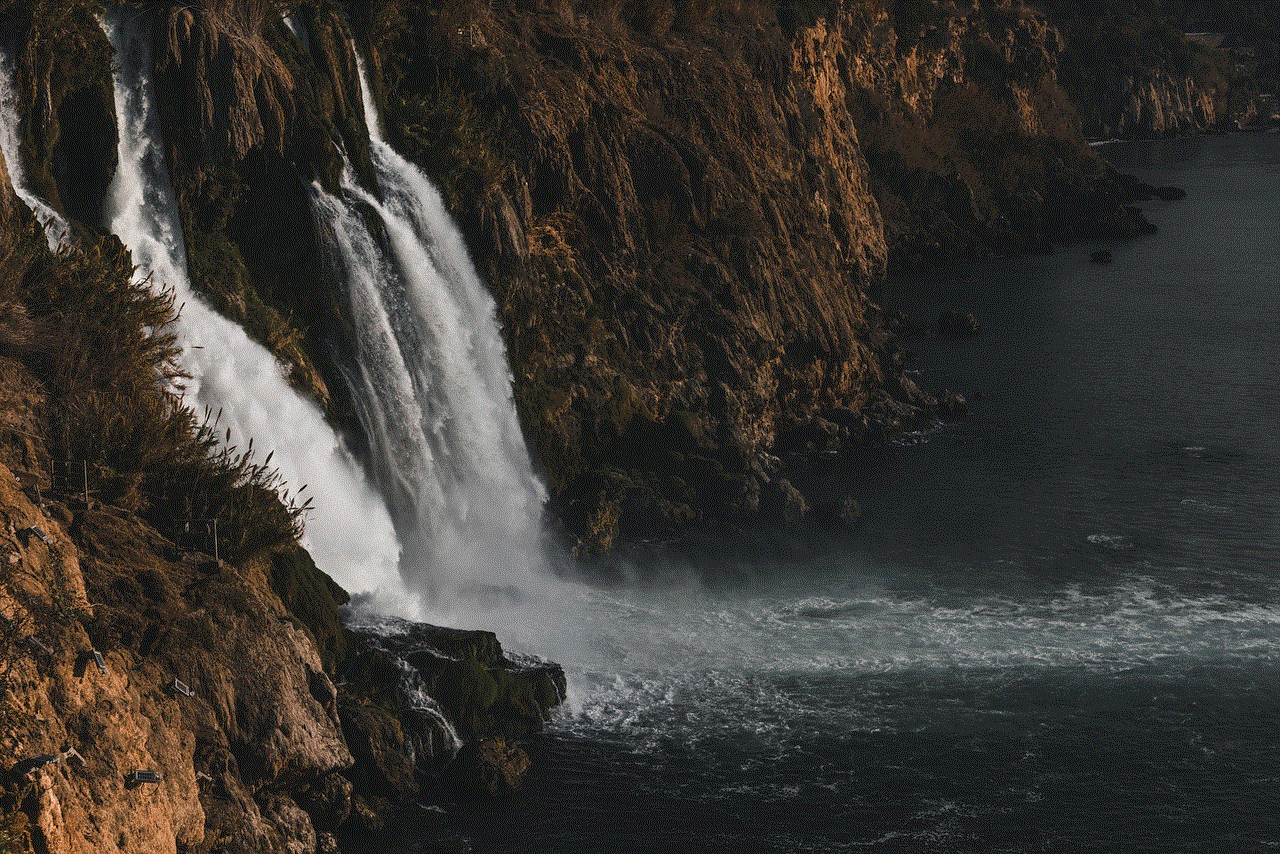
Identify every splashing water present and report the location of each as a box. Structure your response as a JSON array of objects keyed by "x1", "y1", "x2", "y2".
[
  {"x1": 0, "y1": 48, "x2": 71, "y2": 249},
  {"x1": 99, "y1": 9, "x2": 403, "y2": 601}
]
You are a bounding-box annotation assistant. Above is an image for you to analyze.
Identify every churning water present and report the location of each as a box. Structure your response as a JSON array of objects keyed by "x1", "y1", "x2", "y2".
[{"x1": 419, "y1": 133, "x2": 1280, "y2": 853}]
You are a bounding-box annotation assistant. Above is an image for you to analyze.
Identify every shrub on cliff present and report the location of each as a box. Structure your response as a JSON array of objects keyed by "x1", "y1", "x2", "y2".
[{"x1": 0, "y1": 219, "x2": 308, "y2": 561}]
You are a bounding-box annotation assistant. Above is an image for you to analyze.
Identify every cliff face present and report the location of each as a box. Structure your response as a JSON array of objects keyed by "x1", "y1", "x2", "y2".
[
  {"x1": 0, "y1": 454, "x2": 562, "y2": 853},
  {"x1": 839, "y1": 3, "x2": 1099, "y2": 265},
  {"x1": 1094, "y1": 70, "x2": 1226, "y2": 137},
  {"x1": 1040, "y1": 2, "x2": 1278, "y2": 139},
  {"x1": 0, "y1": 461, "x2": 346, "y2": 853},
  {"x1": 2, "y1": 1, "x2": 1150, "y2": 555},
  {"x1": 358, "y1": 0, "x2": 1145, "y2": 551},
  {"x1": 368, "y1": 2, "x2": 896, "y2": 552},
  {"x1": 0, "y1": 70, "x2": 560, "y2": 851}
]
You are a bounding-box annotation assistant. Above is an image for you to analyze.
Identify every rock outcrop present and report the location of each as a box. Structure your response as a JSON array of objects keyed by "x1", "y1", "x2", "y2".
[
  {"x1": 0, "y1": 455, "x2": 564, "y2": 853},
  {"x1": 1103, "y1": 71, "x2": 1225, "y2": 137},
  {"x1": 0, "y1": 461, "x2": 343, "y2": 853},
  {"x1": 1041, "y1": 1, "x2": 1279, "y2": 139}
]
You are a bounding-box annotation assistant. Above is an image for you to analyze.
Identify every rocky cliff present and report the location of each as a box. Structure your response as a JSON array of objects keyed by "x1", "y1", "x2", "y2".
[
  {"x1": 0, "y1": 453, "x2": 563, "y2": 854},
  {"x1": 0, "y1": 1, "x2": 1184, "y2": 847},
  {"x1": 0, "y1": 1, "x2": 1163, "y2": 556},
  {"x1": 352, "y1": 0, "x2": 1158, "y2": 552},
  {"x1": 1092, "y1": 69, "x2": 1227, "y2": 137},
  {"x1": 0, "y1": 119, "x2": 561, "y2": 853},
  {"x1": 1043, "y1": 2, "x2": 1280, "y2": 138}
]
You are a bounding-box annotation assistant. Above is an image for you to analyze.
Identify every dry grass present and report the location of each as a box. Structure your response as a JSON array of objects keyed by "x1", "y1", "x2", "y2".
[
  {"x1": 1, "y1": 218, "x2": 309, "y2": 561},
  {"x1": 149, "y1": 0, "x2": 298, "y2": 164}
]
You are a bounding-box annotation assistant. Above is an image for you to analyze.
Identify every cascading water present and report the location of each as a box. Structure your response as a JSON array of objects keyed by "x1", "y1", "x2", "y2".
[
  {"x1": 0, "y1": 47, "x2": 71, "y2": 249},
  {"x1": 304, "y1": 45, "x2": 560, "y2": 639},
  {"x1": 99, "y1": 9, "x2": 403, "y2": 602}
]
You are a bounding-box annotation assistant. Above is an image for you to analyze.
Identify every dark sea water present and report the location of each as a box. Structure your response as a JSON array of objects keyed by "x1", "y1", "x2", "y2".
[{"x1": 410, "y1": 133, "x2": 1280, "y2": 853}]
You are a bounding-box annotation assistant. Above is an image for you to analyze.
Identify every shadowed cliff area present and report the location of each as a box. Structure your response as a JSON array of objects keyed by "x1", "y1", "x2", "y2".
[
  {"x1": 1042, "y1": 0, "x2": 1280, "y2": 138},
  {"x1": 0, "y1": 1, "x2": 1217, "y2": 851}
]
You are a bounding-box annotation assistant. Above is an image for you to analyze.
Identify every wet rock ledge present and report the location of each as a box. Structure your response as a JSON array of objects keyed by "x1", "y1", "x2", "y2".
[{"x1": 0, "y1": 461, "x2": 563, "y2": 854}]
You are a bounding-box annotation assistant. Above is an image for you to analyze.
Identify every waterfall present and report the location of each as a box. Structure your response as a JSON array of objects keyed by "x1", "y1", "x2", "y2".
[
  {"x1": 306, "y1": 50, "x2": 555, "y2": 633},
  {"x1": 0, "y1": 48, "x2": 71, "y2": 249},
  {"x1": 99, "y1": 9, "x2": 403, "y2": 601}
]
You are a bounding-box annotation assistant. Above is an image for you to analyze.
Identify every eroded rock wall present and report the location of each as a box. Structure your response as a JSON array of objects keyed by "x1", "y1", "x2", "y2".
[
  {"x1": 374, "y1": 2, "x2": 893, "y2": 489},
  {"x1": 0, "y1": 453, "x2": 563, "y2": 853},
  {"x1": 3, "y1": 1, "x2": 1156, "y2": 554},
  {"x1": 0, "y1": 462, "x2": 348, "y2": 853},
  {"x1": 1104, "y1": 71, "x2": 1225, "y2": 137}
]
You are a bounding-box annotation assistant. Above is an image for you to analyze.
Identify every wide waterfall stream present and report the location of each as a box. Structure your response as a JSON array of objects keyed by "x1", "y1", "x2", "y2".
[
  {"x1": 97, "y1": 10, "x2": 402, "y2": 601},
  {"x1": 303, "y1": 48, "x2": 575, "y2": 654}
]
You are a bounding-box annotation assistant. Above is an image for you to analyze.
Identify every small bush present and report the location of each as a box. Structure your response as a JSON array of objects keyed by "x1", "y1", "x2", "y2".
[{"x1": 8, "y1": 223, "x2": 308, "y2": 562}]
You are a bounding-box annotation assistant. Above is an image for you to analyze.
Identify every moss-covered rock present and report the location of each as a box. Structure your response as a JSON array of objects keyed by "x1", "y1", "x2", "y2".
[{"x1": 269, "y1": 543, "x2": 350, "y2": 673}]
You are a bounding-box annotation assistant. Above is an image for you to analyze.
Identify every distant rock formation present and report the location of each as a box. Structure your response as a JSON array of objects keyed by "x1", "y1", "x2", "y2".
[{"x1": 1099, "y1": 70, "x2": 1227, "y2": 137}]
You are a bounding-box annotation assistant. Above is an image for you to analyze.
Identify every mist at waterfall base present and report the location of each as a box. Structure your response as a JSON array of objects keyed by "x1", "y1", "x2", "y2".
[{"x1": 402, "y1": 133, "x2": 1279, "y2": 853}]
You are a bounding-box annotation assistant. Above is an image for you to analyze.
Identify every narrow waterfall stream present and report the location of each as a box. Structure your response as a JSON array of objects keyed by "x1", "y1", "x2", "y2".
[
  {"x1": 0, "y1": 47, "x2": 71, "y2": 249},
  {"x1": 98, "y1": 9, "x2": 402, "y2": 601}
]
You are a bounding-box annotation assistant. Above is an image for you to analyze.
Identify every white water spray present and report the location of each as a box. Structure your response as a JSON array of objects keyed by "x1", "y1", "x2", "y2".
[
  {"x1": 0, "y1": 49, "x2": 71, "y2": 249},
  {"x1": 306, "y1": 51, "x2": 559, "y2": 638},
  {"x1": 99, "y1": 10, "x2": 403, "y2": 600}
]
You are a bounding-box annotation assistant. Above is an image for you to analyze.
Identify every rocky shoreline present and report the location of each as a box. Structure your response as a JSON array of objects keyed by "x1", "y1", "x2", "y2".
[{"x1": 0, "y1": 1, "x2": 1265, "y2": 852}]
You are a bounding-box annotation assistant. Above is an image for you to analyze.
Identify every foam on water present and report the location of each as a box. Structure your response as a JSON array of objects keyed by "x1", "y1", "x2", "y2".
[
  {"x1": 99, "y1": 9, "x2": 402, "y2": 600},
  {"x1": 1086, "y1": 533, "x2": 1134, "y2": 550},
  {"x1": 558, "y1": 572, "x2": 1280, "y2": 751}
]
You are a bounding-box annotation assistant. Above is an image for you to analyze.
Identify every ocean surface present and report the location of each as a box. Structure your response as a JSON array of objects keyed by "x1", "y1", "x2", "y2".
[{"x1": 410, "y1": 132, "x2": 1280, "y2": 852}]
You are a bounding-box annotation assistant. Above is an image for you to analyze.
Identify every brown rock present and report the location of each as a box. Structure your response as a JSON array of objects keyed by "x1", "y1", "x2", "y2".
[
  {"x1": 0, "y1": 461, "x2": 350, "y2": 854},
  {"x1": 446, "y1": 739, "x2": 531, "y2": 797},
  {"x1": 336, "y1": 694, "x2": 418, "y2": 803}
]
